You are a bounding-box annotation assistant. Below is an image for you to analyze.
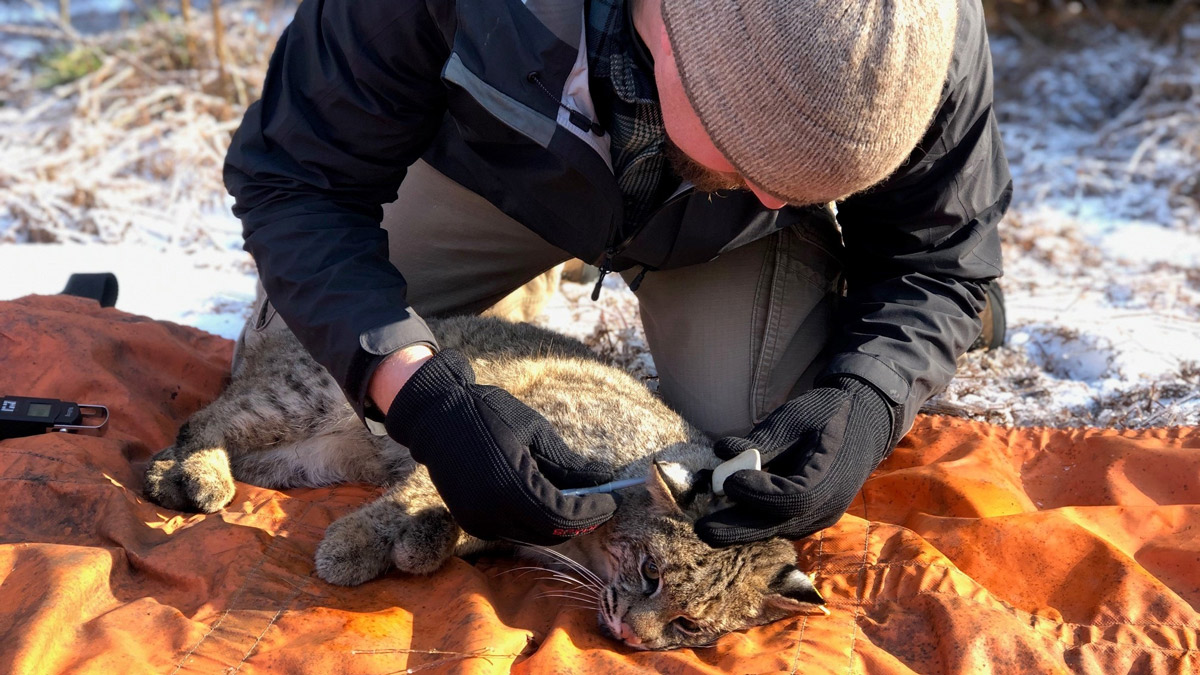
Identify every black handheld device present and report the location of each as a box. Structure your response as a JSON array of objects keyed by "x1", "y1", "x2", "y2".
[{"x1": 0, "y1": 396, "x2": 109, "y2": 440}]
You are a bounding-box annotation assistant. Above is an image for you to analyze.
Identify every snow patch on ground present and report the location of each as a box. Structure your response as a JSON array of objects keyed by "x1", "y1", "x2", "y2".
[
  {"x1": 1, "y1": 242, "x2": 256, "y2": 338},
  {"x1": 931, "y1": 25, "x2": 1200, "y2": 427},
  {"x1": 0, "y1": 0, "x2": 135, "y2": 23},
  {"x1": 539, "y1": 276, "x2": 656, "y2": 390},
  {"x1": 1094, "y1": 221, "x2": 1200, "y2": 267}
]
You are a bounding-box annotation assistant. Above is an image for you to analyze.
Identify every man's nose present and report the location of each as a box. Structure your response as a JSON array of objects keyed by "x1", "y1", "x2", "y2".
[{"x1": 747, "y1": 180, "x2": 787, "y2": 210}]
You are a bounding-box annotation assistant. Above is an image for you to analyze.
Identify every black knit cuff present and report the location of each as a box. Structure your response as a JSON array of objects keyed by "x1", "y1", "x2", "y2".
[
  {"x1": 826, "y1": 375, "x2": 902, "y2": 457},
  {"x1": 383, "y1": 349, "x2": 474, "y2": 446}
]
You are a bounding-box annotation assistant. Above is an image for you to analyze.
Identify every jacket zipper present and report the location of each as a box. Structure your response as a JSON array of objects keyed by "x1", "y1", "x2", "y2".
[
  {"x1": 589, "y1": 183, "x2": 695, "y2": 300},
  {"x1": 525, "y1": 71, "x2": 699, "y2": 300},
  {"x1": 527, "y1": 71, "x2": 605, "y2": 136},
  {"x1": 591, "y1": 250, "x2": 616, "y2": 301},
  {"x1": 591, "y1": 224, "x2": 648, "y2": 300}
]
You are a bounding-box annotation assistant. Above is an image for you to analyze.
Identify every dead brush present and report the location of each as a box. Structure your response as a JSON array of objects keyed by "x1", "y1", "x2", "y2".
[{"x1": 0, "y1": 4, "x2": 277, "y2": 247}]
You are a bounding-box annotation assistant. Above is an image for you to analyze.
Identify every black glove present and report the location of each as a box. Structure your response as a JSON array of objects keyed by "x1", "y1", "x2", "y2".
[
  {"x1": 695, "y1": 376, "x2": 898, "y2": 547},
  {"x1": 384, "y1": 349, "x2": 617, "y2": 545}
]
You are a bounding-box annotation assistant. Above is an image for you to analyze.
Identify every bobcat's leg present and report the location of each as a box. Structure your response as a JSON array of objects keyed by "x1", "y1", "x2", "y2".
[
  {"x1": 315, "y1": 466, "x2": 468, "y2": 585},
  {"x1": 143, "y1": 416, "x2": 238, "y2": 513},
  {"x1": 144, "y1": 332, "x2": 362, "y2": 512}
]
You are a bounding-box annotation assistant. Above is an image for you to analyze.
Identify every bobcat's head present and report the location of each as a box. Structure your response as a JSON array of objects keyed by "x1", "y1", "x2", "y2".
[{"x1": 595, "y1": 461, "x2": 825, "y2": 650}]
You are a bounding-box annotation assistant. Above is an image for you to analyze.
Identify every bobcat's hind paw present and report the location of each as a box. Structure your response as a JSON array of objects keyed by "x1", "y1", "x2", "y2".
[
  {"x1": 315, "y1": 510, "x2": 394, "y2": 586},
  {"x1": 143, "y1": 446, "x2": 236, "y2": 513}
]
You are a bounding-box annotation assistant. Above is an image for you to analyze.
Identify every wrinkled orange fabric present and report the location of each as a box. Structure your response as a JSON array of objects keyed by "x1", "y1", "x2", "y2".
[{"x1": 0, "y1": 295, "x2": 1196, "y2": 674}]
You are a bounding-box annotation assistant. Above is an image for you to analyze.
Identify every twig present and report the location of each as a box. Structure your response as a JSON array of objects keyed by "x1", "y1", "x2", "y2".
[
  {"x1": 0, "y1": 23, "x2": 71, "y2": 39},
  {"x1": 1001, "y1": 13, "x2": 1047, "y2": 51},
  {"x1": 1152, "y1": 0, "x2": 1200, "y2": 46},
  {"x1": 1141, "y1": 392, "x2": 1200, "y2": 427},
  {"x1": 180, "y1": 0, "x2": 197, "y2": 67},
  {"x1": 20, "y1": 0, "x2": 85, "y2": 44},
  {"x1": 210, "y1": 0, "x2": 230, "y2": 99},
  {"x1": 350, "y1": 646, "x2": 524, "y2": 674}
]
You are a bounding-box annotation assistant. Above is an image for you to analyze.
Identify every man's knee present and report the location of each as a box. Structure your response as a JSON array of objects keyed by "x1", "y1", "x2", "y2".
[{"x1": 632, "y1": 220, "x2": 843, "y2": 437}]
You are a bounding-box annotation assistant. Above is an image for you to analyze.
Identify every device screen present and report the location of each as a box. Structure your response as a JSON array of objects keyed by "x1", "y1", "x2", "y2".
[{"x1": 26, "y1": 403, "x2": 53, "y2": 418}]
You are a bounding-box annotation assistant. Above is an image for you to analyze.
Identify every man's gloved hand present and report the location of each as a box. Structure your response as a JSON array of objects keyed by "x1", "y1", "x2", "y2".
[
  {"x1": 695, "y1": 376, "x2": 898, "y2": 547},
  {"x1": 384, "y1": 349, "x2": 617, "y2": 545}
]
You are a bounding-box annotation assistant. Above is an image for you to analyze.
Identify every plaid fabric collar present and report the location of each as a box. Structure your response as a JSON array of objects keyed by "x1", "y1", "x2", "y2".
[
  {"x1": 586, "y1": 0, "x2": 657, "y2": 105},
  {"x1": 586, "y1": 0, "x2": 677, "y2": 234}
]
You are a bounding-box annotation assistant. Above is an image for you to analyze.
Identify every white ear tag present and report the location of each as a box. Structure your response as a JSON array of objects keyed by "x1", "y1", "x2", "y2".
[{"x1": 711, "y1": 448, "x2": 762, "y2": 496}]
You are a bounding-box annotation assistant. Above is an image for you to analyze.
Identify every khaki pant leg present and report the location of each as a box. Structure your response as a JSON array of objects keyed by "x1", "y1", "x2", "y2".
[
  {"x1": 626, "y1": 214, "x2": 844, "y2": 438},
  {"x1": 233, "y1": 160, "x2": 571, "y2": 372}
]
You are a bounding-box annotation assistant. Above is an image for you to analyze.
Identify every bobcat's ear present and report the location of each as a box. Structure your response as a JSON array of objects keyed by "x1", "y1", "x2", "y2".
[
  {"x1": 646, "y1": 462, "x2": 692, "y2": 515},
  {"x1": 646, "y1": 462, "x2": 712, "y2": 517},
  {"x1": 761, "y1": 565, "x2": 826, "y2": 620}
]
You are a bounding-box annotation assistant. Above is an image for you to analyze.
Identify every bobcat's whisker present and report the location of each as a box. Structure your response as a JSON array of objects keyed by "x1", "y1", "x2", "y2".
[
  {"x1": 500, "y1": 566, "x2": 539, "y2": 581},
  {"x1": 533, "y1": 586, "x2": 598, "y2": 599},
  {"x1": 534, "y1": 588, "x2": 600, "y2": 601},
  {"x1": 504, "y1": 567, "x2": 600, "y2": 596},
  {"x1": 533, "y1": 584, "x2": 597, "y2": 597},
  {"x1": 504, "y1": 566, "x2": 586, "y2": 586},
  {"x1": 548, "y1": 571, "x2": 600, "y2": 592},
  {"x1": 525, "y1": 571, "x2": 595, "y2": 588},
  {"x1": 557, "y1": 602, "x2": 602, "y2": 611},
  {"x1": 505, "y1": 565, "x2": 590, "y2": 588},
  {"x1": 519, "y1": 544, "x2": 606, "y2": 587}
]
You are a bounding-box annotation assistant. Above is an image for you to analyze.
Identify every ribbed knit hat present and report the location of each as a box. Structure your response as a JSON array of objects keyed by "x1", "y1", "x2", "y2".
[{"x1": 661, "y1": 0, "x2": 959, "y2": 205}]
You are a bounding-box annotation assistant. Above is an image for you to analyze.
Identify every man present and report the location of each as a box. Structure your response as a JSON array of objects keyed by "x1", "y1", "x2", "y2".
[{"x1": 225, "y1": 0, "x2": 1010, "y2": 547}]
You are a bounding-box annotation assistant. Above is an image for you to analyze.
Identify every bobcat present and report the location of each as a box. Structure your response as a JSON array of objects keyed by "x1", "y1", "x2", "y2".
[{"x1": 143, "y1": 316, "x2": 825, "y2": 650}]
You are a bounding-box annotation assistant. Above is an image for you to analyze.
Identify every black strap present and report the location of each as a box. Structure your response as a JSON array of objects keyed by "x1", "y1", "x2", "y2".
[{"x1": 61, "y1": 273, "x2": 119, "y2": 308}]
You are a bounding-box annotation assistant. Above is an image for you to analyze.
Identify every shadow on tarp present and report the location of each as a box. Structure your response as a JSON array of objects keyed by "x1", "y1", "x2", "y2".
[{"x1": 0, "y1": 295, "x2": 1196, "y2": 674}]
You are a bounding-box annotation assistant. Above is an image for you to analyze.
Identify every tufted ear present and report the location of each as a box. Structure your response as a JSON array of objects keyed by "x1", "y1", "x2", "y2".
[
  {"x1": 645, "y1": 462, "x2": 692, "y2": 515},
  {"x1": 646, "y1": 461, "x2": 715, "y2": 518},
  {"x1": 761, "y1": 565, "x2": 826, "y2": 620}
]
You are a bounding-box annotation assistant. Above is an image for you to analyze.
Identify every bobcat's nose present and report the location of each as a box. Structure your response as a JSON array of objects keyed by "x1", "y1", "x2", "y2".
[{"x1": 618, "y1": 621, "x2": 643, "y2": 647}]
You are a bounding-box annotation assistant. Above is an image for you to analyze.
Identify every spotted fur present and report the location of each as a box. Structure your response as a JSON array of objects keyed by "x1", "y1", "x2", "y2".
[{"x1": 143, "y1": 315, "x2": 824, "y2": 649}]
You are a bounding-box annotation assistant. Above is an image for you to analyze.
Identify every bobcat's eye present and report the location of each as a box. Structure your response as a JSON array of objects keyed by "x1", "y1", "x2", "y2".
[
  {"x1": 671, "y1": 616, "x2": 702, "y2": 636},
  {"x1": 641, "y1": 557, "x2": 660, "y2": 581},
  {"x1": 639, "y1": 556, "x2": 662, "y2": 596}
]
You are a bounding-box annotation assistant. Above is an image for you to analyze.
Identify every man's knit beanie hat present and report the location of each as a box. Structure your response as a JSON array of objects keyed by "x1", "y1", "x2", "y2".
[{"x1": 661, "y1": 0, "x2": 959, "y2": 205}]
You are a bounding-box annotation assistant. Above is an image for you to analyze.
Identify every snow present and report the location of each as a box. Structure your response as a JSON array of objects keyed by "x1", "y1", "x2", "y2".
[
  {"x1": 1094, "y1": 221, "x2": 1200, "y2": 267},
  {"x1": 540, "y1": 275, "x2": 656, "y2": 390},
  {"x1": 1, "y1": 242, "x2": 256, "y2": 338},
  {"x1": 0, "y1": 0, "x2": 136, "y2": 24},
  {"x1": 1, "y1": 8, "x2": 1198, "y2": 428},
  {"x1": 948, "y1": 23, "x2": 1200, "y2": 428}
]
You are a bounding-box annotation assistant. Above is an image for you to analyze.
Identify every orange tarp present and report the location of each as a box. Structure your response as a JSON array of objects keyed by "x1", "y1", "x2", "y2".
[{"x1": 0, "y1": 295, "x2": 1197, "y2": 674}]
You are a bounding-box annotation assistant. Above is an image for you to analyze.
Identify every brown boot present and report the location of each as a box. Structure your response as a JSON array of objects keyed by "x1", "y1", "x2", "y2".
[{"x1": 969, "y1": 282, "x2": 1006, "y2": 351}]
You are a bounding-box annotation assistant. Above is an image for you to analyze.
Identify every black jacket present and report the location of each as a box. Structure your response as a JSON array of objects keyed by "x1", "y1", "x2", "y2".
[{"x1": 224, "y1": 0, "x2": 1010, "y2": 437}]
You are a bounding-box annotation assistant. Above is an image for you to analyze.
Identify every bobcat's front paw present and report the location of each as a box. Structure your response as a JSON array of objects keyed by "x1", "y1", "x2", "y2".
[
  {"x1": 390, "y1": 507, "x2": 457, "y2": 575},
  {"x1": 315, "y1": 510, "x2": 394, "y2": 586},
  {"x1": 143, "y1": 446, "x2": 236, "y2": 513}
]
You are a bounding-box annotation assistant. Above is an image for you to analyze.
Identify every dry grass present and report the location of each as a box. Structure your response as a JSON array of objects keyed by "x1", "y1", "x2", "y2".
[
  {"x1": 993, "y1": 22, "x2": 1200, "y2": 228},
  {"x1": 0, "y1": 4, "x2": 275, "y2": 248},
  {"x1": 964, "y1": 9, "x2": 1200, "y2": 428},
  {"x1": 926, "y1": 343, "x2": 1200, "y2": 428}
]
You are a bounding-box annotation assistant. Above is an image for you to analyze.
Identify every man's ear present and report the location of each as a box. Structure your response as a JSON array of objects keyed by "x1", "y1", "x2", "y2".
[{"x1": 760, "y1": 565, "x2": 826, "y2": 621}]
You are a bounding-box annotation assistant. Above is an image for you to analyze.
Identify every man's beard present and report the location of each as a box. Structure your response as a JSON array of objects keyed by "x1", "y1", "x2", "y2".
[{"x1": 663, "y1": 138, "x2": 748, "y2": 194}]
